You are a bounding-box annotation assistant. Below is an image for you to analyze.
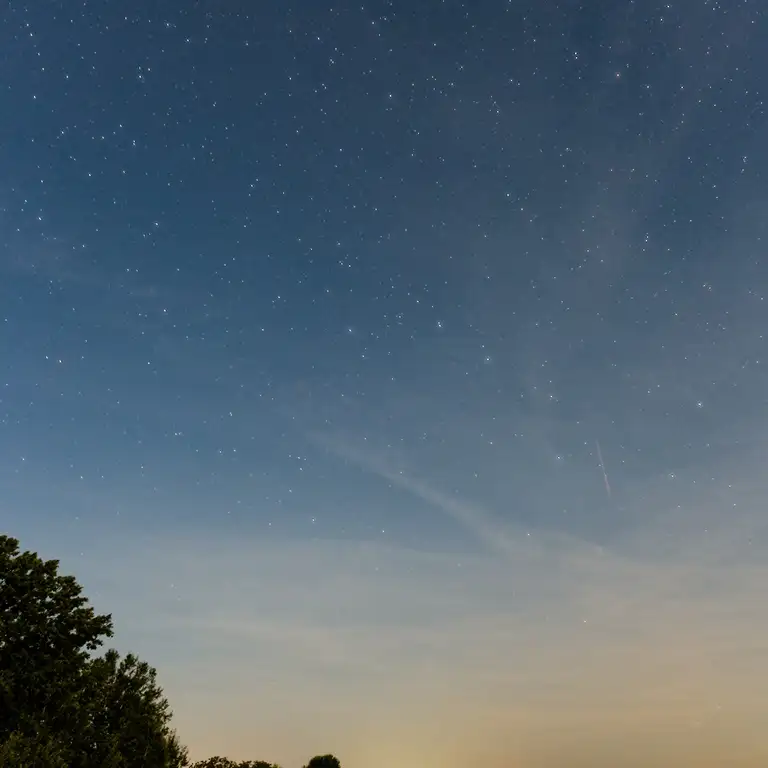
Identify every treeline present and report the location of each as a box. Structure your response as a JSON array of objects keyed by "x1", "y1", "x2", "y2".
[
  {"x1": 0, "y1": 535, "x2": 341, "y2": 768},
  {"x1": 190, "y1": 759, "x2": 340, "y2": 768}
]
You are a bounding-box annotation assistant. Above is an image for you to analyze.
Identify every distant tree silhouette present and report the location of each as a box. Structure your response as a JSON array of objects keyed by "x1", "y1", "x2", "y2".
[
  {"x1": 0, "y1": 534, "x2": 187, "y2": 767},
  {"x1": 304, "y1": 754, "x2": 342, "y2": 768},
  {"x1": 190, "y1": 759, "x2": 280, "y2": 768},
  {"x1": 190, "y1": 759, "x2": 239, "y2": 768}
]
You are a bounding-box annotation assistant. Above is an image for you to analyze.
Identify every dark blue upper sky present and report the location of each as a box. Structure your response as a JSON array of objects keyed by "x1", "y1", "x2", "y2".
[
  {"x1": 2, "y1": 0, "x2": 767, "y2": 550},
  {"x1": 3, "y1": 0, "x2": 768, "y2": 548}
]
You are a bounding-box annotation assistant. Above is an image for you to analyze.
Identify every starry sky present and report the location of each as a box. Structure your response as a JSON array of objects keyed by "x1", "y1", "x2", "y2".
[{"x1": 2, "y1": 0, "x2": 768, "y2": 766}]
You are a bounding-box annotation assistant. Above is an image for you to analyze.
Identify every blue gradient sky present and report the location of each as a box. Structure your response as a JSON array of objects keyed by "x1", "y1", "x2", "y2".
[{"x1": 2, "y1": 1, "x2": 768, "y2": 765}]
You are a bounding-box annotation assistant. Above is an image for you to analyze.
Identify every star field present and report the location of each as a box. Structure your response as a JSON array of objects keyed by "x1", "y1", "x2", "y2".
[{"x1": 2, "y1": 1, "x2": 768, "y2": 766}]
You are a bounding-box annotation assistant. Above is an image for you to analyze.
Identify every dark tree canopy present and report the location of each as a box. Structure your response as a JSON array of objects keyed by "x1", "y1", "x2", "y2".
[
  {"x1": 305, "y1": 755, "x2": 342, "y2": 768},
  {"x1": 0, "y1": 728, "x2": 71, "y2": 768},
  {"x1": 0, "y1": 534, "x2": 114, "y2": 744},
  {"x1": 1, "y1": 533, "x2": 340, "y2": 768},
  {"x1": 72, "y1": 648, "x2": 188, "y2": 768},
  {"x1": 0, "y1": 534, "x2": 187, "y2": 768}
]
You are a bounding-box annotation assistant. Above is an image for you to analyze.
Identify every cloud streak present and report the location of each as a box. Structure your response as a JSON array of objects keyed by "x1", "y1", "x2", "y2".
[{"x1": 307, "y1": 429, "x2": 605, "y2": 564}]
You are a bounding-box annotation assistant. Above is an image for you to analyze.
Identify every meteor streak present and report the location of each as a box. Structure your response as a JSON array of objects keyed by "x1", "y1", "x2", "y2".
[{"x1": 595, "y1": 439, "x2": 611, "y2": 498}]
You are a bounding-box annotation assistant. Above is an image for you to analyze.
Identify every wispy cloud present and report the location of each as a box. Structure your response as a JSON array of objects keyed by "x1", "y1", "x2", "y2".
[{"x1": 307, "y1": 429, "x2": 602, "y2": 563}]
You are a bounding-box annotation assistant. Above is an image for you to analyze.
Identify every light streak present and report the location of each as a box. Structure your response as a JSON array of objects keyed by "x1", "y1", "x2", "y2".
[{"x1": 595, "y1": 439, "x2": 611, "y2": 498}]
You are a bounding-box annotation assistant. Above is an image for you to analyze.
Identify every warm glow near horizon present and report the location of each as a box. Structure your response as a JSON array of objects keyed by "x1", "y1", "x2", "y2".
[{"x1": 20, "y1": 434, "x2": 768, "y2": 767}]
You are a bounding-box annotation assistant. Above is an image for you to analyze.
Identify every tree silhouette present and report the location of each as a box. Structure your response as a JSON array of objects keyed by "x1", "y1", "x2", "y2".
[
  {"x1": 304, "y1": 755, "x2": 342, "y2": 768},
  {"x1": 0, "y1": 535, "x2": 113, "y2": 743},
  {"x1": 74, "y1": 648, "x2": 188, "y2": 768},
  {"x1": 2, "y1": 533, "x2": 340, "y2": 767},
  {"x1": 0, "y1": 534, "x2": 186, "y2": 767},
  {"x1": 190, "y1": 759, "x2": 280, "y2": 768}
]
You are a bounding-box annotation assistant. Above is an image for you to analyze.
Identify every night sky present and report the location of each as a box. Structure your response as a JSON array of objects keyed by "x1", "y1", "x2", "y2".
[{"x1": 2, "y1": 1, "x2": 768, "y2": 766}]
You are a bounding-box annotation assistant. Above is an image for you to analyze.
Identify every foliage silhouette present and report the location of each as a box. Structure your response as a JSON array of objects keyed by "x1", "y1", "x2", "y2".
[
  {"x1": 1, "y1": 533, "x2": 340, "y2": 768},
  {"x1": 0, "y1": 534, "x2": 186, "y2": 767},
  {"x1": 190, "y1": 759, "x2": 281, "y2": 768},
  {"x1": 304, "y1": 755, "x2": 342, "y2": 768}
]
